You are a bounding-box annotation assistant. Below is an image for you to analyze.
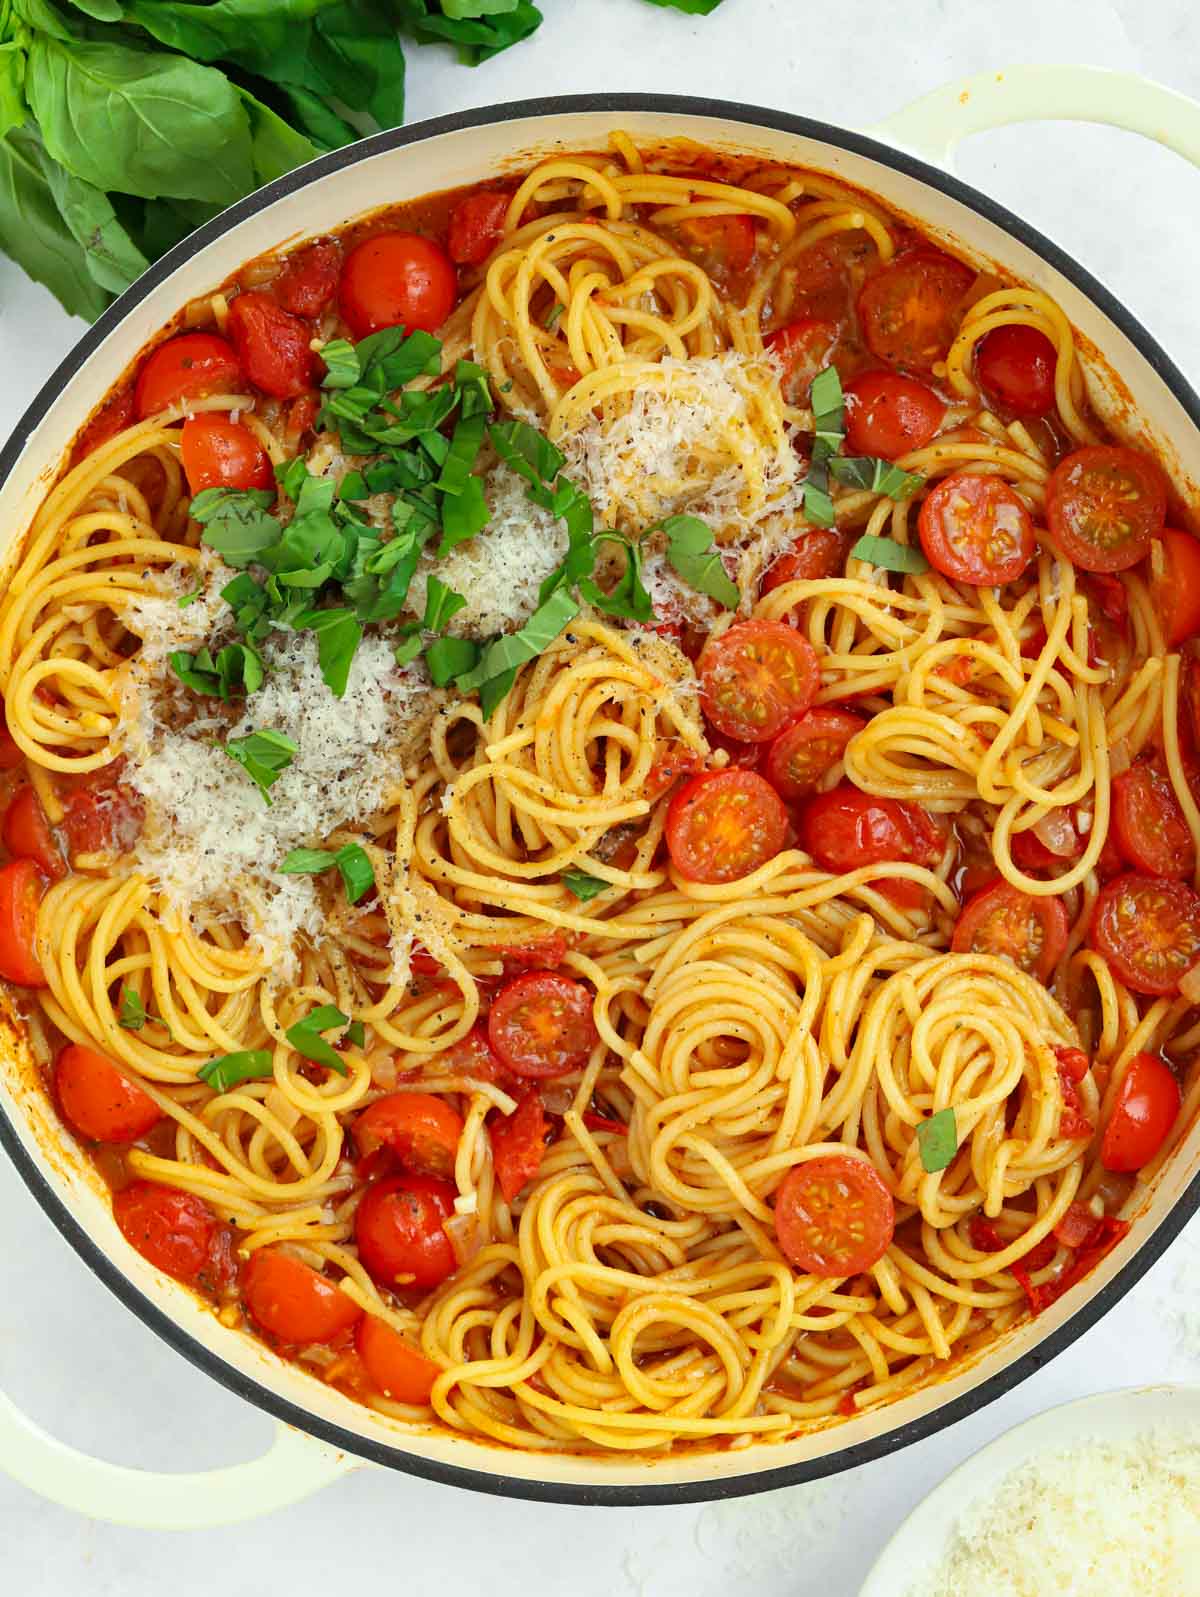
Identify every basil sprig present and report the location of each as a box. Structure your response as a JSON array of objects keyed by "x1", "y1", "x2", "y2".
[
  {"x1": 224, "y1": 728, "x2": 296, "y2": 803},
  {"x1": 285, "y1": 1002, "x2": 354, "y2": 1074},
  {"x1": 799, "y1": 366, "x2": 928, "y2": 531},
  {"x1": 278, "y1": 841, "x2": 375, "y2": 904}
]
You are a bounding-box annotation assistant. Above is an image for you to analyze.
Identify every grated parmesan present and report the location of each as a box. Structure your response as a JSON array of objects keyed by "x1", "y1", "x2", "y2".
[{"x1": 910, "y1": 1426, "x2": 1200, "y2": 1597}]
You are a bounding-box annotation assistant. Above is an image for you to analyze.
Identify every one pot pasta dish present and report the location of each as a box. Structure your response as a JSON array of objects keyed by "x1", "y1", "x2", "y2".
[{"x1": 1, "y1": 134, "x2": 1196, "y2": 1454}]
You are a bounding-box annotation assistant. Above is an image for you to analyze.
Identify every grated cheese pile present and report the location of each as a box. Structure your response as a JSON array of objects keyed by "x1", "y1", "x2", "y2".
[{"x1": 910, "y1": 1426, "x2": 1200, "y2": 1597}]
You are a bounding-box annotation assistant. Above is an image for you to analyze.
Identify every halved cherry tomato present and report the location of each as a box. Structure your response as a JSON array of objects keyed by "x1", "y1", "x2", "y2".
[
  {"x1": 666, "y1": 768, "x2": 788, "y2": 884},
  {"x1": 1032, "y1": 1215, "x2": 1130, "y2": 1314},
  {"x1": 843, "y1": 370, "x2": 945, "y2": 459},
  {"x1": 857, "y1": 250, "x2": 974, "y2": 372},
  {"x1": 800, "y1": 785, "x2": 942, "y2": 886},
  {"x1": 975, "y1": 324, "x2": 1057, "y2": 417},
  {"x1": 1053, "y1": 1200, "x2": 1103, "y2": 1250},
  {"x1": 59, "y1": 769, "x2": 143, "y2": 857},
  {"x1": 645, "y1": 743, "x2": 703, "y2": 800},
  {"x1": 436, "y1": 1023, "x2": 513, "y2": 1089},
  {"x1": 1100, "y1": 1052, "x2": 1181, "y2": 1172},
  {"x1": 180, "y1": 414, "x2": 273, "y2": 494},
  {"x1": 2, "y1": 786, "x2": 63, "y2": 879},
  {"x1": 0, "y1": 858, "x2": 46, "y2": 986},
  {"x1": 354, "y1": 1173, "x2": 456, "y2": 1289},
  {"x1": 698, "y1": 619, "x2": 820, "y2": 743},
  {"x1": 765, "y1": 318, "x2": 840, "y2": 407},
  {"x1": 1010, "y1": 812, "x2": 1083, "y2": 873},
  {"x1": 1150, "y1": 527, "x2": 1200, "y2": 646},
  {"x1": 113, "y1": 1182, "x2": 233, "y2": 1291},
  {"x1": 1111, "y1": 760, "x2": 1194, "y2": 880},
  {"x1": 774, "y1": 1155, "x2": 895, "y2": 1276},
  {"x1": 785, "y1": 234, "x2": 863, "y2": 325},
  {"x1": 447, "y1": 191, "x2": 511, "y2": 266},
  {"x1": 134, "y1": 333, "x2": 243, "y2": 419},
  {"x1": 1046, "y1": 445, "x2": 1167, "y2": 573},
  {"x1": 676, "y1": 214, "x2": 755, "y2": 278},
  {"x1": 918, "y1": 473, "x2": 1035, "y2": 586},
  {"x1": 356, "y1": 1315, "x2": 440, "y2": 1403},
  {"x1": 763, "y1": 708, "x2": 865, "y2": 803},
  {"x1": 339, "y1": 232, "x2": 457, "y2": 339},
  {"x1": 760, "y1": 528, "x2": 849, "y2": 594},
  {"x1": 952, "y1": 880, "x2": 1069, "y2": 981},
  {"x1": 491, "y1": 1092, "x2": 548, "y2": 1203},
  {"x1": 243, "y1": 1248, "x2": 362, "y2": 1344},
  {"x1": 56, "y1": 1044, "x2": 161, "y2": 1143},
  {"x1": 1089, "y1": 872, "x2": 1200, "y2": 995},
  {"x1": 488, "y1": 971, "x2": 597, "y2": 1079},
  {"x1": 272, "y1": 240, "x2": 340, "y2": 318},
  {"x1": 71, "y1": 389, "x2": 135, "y2": 464},
  {"x1": 226, "y1": 292, "x2": 315, "y2": 400},
  {"x1": 355, "y1": 1092, "x2": 464, "y2": 1179}
]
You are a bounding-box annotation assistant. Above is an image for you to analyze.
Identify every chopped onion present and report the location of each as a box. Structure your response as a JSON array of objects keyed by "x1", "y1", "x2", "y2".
[
  {"x1": 1109, "y1": 739, "x2": 1131, "y2": 776},
  {"x1": 1178, "y1": 961, "x2": 1200, "y2": 1004},
  {"x1": 1031, "y1": 809, "x2": 1078, "y2": 858},
  {"x1": 444, "y1": 1211, "x2": 481, "y2": 1270},
  {"x1": 539, "y1": 1081, "x2": 575, "y2": 1115}
]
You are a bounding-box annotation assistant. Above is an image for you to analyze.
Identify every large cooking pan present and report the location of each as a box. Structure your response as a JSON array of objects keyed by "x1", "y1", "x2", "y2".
[{"x1": 2, "y1": 63, "x2": 1200, "y2": 1528}]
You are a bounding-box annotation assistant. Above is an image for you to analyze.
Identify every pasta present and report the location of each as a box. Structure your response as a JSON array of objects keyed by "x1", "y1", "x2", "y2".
[{"x1": 1, "y1": 133, "x2": 1196, "y2": 1456}]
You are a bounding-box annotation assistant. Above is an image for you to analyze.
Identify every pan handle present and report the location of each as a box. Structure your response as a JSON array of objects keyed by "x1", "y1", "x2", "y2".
[
  {"x1": 866, "y1": 64, "x2": 1200, "y2": 173},
  {"x1": 0, "y1": 1386, "x2": 358, "y2": 1528}
]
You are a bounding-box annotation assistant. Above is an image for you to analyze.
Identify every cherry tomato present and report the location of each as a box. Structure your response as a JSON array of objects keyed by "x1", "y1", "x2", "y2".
[
  {"x1": 763, "y1": 707, "x2": 865, "y2": 803},
  {"x1": 242, "y1": 1248, "x2": 362, "y2": 1344},
  {"x1": 272, "y1": 240, "x2": 340, "y2": 318},
  {"x1": 1100, "y1": 1052, "x2": 1181, "y2": 1172},
  {"x1": 765, "y1": 318, "x2": 840, "y2": 407},
  {"x1": 227, "y1": 292, "x2": 315, "y2": 400},
  {"x1": 285, "y1": 392, "x2": 320, "y2": 444},
  {"x1": 2, "y1": 786, "x2": 63, "y2": 880},
  {"x1": 71, "y1": 389, "x2": 135, "y2": 464},
  {"x1": 1052, "y1": 1043, "x2": 1093, "y2": 1139},
  {"x1": 666, "y1": 768, "x2": 788, "y2": 884},
  {"x1": 1089, "y1": 872, "x2": 1200, "y2": 995},
  {"x1": 180, "y1": 414, "x2": 273, "y2": 494},
  {"x1": 339, "y1": 232, "x2": 457, "y2": 339},
  {"x1": 800, "y1": 784, "x2": 942, "y2": 883},
  {"x1": 56, "y1": 1044, "x2": 161, "y2": 1143},
  {"x1": 1150, "y1": 527, "x2": 1200, "y2": 646},
  {"x1": 1046, "y1": 445, "x2": 1167, "y2": 573},
  {"x1": 354, "y1": 1173, "x2": 456, "y2": 1290},
  {"x1": 354, "y1": 1092, "x2": 464, "y2": 1180},
  {"x1": 0, "y1": 858, "x2": 46, "y2": 986},
  {"x1": 843, "y1": 370, "x2": 945, "y2": 459},
  {"x1": 974, "y1": 324, "x2": 1057, "y2": 416},
  {"x1": 774, "y1": 1155, "x2": 895, "y2": 1276},
  {"x1": 857, "y1": 250, "x2": 974, "y2": 372},
  {"x1": 951, "y1": 880, "x2": 1069, "y2": 982},
  {"x1": 785, "y1": 234, "x2": 864, "y2": 325},
  {"x1": 447, "y1": 191, "x2": 510, "y2": 266},
  {"x1": 1031, "y1": 1215, "x2": 1130, "y2": 1315},
  {"x1": 356, "y1": 1315, "x2": 441, "y2": 1403},
  {"x1": 491, "y1": 1092, "x2": 548, "y2": 1203},
  {"x1": 644, "y1": 742, "x2": 703, "y2": 800},
  {"x1": 699, "y1": 619, "x2": 820, "y2": 744},
  {"x1": 676, "y1": 214, "x2": 755, "y2": 278},
  {"x1": 59, "y1": 770, "x2": 143, "y2": 857},
  {"x1": 435, "y1": 1023, "x2": 513, "y2": 1089},
  {"x1": 488, "y1": 971, "x2": 597, "y2": 1080},
  {"x1": 1111, "y1": 760, "x2": 1194, "y2": 880},
  {"x1": 113, "y1": 1182, "x2": 232, "y2": 1291},
  {"x1": 1053, "y1": 1200, "x2": 1104, "y2": 1250},
  {"x1": 134, "y1": 333, "x2": 243, "y2": 419},
  {"x1": 760, "y1": 528, "x2": 849, "y2": 593},
  {"x1": 1010, "y1": 812, "x2": 1083, "y2": 873},
  {"x1": 918, "y1": 473, "x2": 1035, "y2": 586}
]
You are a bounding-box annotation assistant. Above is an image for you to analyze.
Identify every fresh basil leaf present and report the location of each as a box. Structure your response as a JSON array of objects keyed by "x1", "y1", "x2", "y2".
[
  {"x1": 224, "y1": 727, "x2": 296, "y2": 802},
  {"x1": 477, "y1": 666, "x2": 517, "y2": 720},
  {"x1": 543, "y1": 300, "x2": 563, "y2": 330},
  {"x1": 455, "y1": 358, "x2": 493, "y2": 419},
  {"x1": 278, "y1": 846, "x2": 336, "y2": 875},
  {"x1": 456, "y1": 586, "x2": 579, "y2": 693},
  {"x1": 642, "y1": 0, "x2": 723, "y2": 10},
  {"x1": 809, "y1": 364, "x2": 845, "y2": 448},
  {"x1": 343, "y1": 1019, "x2": 365, "y2": 1048},
  {"x1": 337, "y1": 470, "x2": 368, "y2": 501},
  {"x1": 0, "y1": 126, "x2": 112, "y2": 322},
  {"x1": 393, "y1": 634, "x2": 423, "y2": 666},
  {"x1": 425, "y1": 634, "x2": 479, "y2": 686},
  {"x1": 171, "y1": 639, "x2": 263, "y2": 700},
  {"x1": 661, "y1": 514, "x2": 739, "y2": 608},
  {"x1": 354, "y1": 324, "x2": 442, "y2": 391},
  {"x1": 917, "y1": 1108, "x2": 958, "y2": 1172},
  {"x1": 169, "y1": 646, "x2": 219, "y2": 697},
  {"x1": 396, "y1": 0, "x2": 542, "y2": 65},
  {"x1": 295, "y1": 605, "x2": 361, "y2": 697},
  {"x1": 562, "y1": 870, "x2": 608, "y2": 901},
  {"x1": 286, "y1": 1002, "x2": 350, "y2": 1073},
  {"x1": 198, "y1": 1049, "x2": 273, "y2": 1093},
  {"x1": 436, "y1": 411, "x2": 489, "y2": 553},
  {"x1": 43, "y1": 157, "x2": 150, "y2": 298},
  {"x1": 118, "y1": 986, "x2": 149, "y2": 1030},
  {"x1": 421, "y1": 575, "x2": 467, "y2": 634},
  {"x1": 332, "y1": 842, "x2": 374, "y2": 904},
  {"x1": 829, "y1": 456, "x2": 925, "y2": 500},
  {"x1": 192, "y1": 487, "x2": 278, "y2": 566},
  {"x1": 177, "y1": 584, "x2": 202, "y2": 609},
  {"x1": 489, "y1": 417, "x2": 565, "y2": 489},
  {"x1": 849, "y1": 535, "x2": 930, "y2": 575},
  {"x1": 579, "y1": 534, "x2": 654, "y2": 622},
  {"x1": 802, "y1": 469, "x2": 836, "y2": 529}
]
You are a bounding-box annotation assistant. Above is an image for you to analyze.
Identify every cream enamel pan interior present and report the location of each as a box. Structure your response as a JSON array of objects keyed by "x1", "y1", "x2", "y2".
[{"x1": 3, "y1": 66, "x2": 1200, "y2": 1526}]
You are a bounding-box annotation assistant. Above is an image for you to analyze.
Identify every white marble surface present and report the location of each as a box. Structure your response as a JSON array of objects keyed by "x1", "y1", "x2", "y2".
[{"x1": 2, "y1": 1, "x2": 1200, "y2": 1590}]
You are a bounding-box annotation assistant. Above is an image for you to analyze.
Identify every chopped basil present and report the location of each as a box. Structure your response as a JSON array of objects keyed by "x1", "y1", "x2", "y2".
[
  {"x1": 317, "y1": 338, "x2": 360, "y2": 389},
  {"x1": 118, "y1": 987, "x2": 149, "y2": 1030},
  {"x1": 456, "y1": 587, "x2": 581, "y2": 699},
  {"x1": 286, "y1": 1002, "x2": 351, "y2": 1074},
  {"x1": 223, "y1": 728, "x2": 297, "y2": 803},
  {"x1": 544, "y1": 301, "x2": 564, "y2": 330},
  {"x1": 191, "y1": 487, "x2": 279, "y2": 568},
  {"x1": 580, "y1": 534, "x2": 655, "y2": 622},
  {"x1": 562, "y1": 870, "x2": 608, "y2": 901},
  {"x1": 177, "y1": 584, "x2": 202, "y2": 609},
  {"x1": 425, "y1": 635, "x2": 480, "y2": 686},
  {"x1": 849, "y1": 535, "x2": 930, "y2": 575},
  {"x1": 344, "y1": 1020, "x2": 366, "y2": 1049},
  {"x1": 917, "y1": 1107, "x2": 958, "y2": 1172},
  {"x1": 478, "y1": 667, "x2": 518, "y2": 721},
  {"x1": 489, "y1": 418, "x2": 565, "y2": 487},
  {"x1": 436, "y1": 412, "x2": 490, "y2": 553},
  {"x1": 170, "y1": 641, "x2": 264, "y2": 701},
  {"x1": 337, "y1": 470, "x2": 369, "y2": 502},
  {"x1": 292, "y1": 606, "x2": 362, "y2": 698},
  {"x1": 829, "y1": 457, "x2": 925, "y2": 500},
  {"x1": 661, "y1": 514, "x2": 739, "y2": 607},
  {"x1": 802, "y1": 365, "x2": 846, "y2": 529},
  {"x1": 198, "y1": 1050, "x2": 273, "y2": 1093},
  {"x1": 278, "y1": 842, "x2": 375, "y2": 904}
]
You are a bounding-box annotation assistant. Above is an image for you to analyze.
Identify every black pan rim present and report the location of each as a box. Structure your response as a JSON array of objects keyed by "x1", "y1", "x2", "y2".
[{"x1": 2, "y1": 89, "x2": 1199, "y2": 1509}]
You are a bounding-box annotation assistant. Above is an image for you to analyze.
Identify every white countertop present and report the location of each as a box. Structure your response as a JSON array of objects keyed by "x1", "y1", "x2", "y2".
[{"x1": 2, "y1": 1, "x2": 1200, "y2": 1590}]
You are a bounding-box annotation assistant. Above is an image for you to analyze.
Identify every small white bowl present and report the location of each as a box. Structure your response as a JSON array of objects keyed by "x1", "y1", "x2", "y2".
[{"x1": 859, "y1": 1384, "x2": 1200, "y2": 1596}]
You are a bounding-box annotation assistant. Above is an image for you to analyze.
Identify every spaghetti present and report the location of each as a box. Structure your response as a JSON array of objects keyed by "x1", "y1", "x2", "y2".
[{"x1": 0, "y1": 133, "x2": 1196, "y2": 1455}]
